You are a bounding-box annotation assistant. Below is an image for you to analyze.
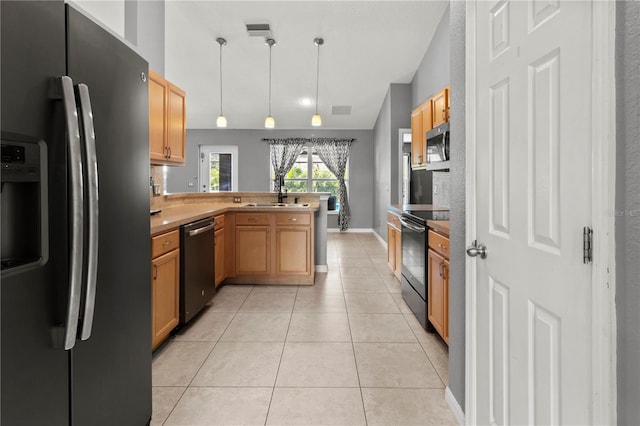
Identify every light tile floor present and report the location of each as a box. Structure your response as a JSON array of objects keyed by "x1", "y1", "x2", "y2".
[{"x1": 152, "y1": 232, "x2": 455, "y2": 425}]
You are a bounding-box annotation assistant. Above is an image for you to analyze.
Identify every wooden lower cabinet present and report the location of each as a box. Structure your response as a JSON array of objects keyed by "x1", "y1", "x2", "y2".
[
  {"x1": 214, "y1": 228, "x2": 225, "y2": 287},
  {"x1": 151, "y1": 231, "x2": 180, "y2": 351},
  {"x1": 276, "y1": 226, "x2": 311, "y2": 276},
  {"x1": 214, "y1": 214, "x2": 225, "y2": 287},
  {"x1": 229, "y1": 211, "x2": 314, "y2": 285},
  {"x1": 427, "y1": 229, "x2": 450, "y2": 344},
  {"x1": 386, "y1": 212, "x2": 402, "y2": 280},
  {"x1": 235, "y1": 226, "x2": 270, "y2": 275}
]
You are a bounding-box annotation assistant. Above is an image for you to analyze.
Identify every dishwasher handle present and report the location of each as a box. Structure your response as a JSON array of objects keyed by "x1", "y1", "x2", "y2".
[{"x1": 187, "y1": 222, "x2": 216, "y2": 237}]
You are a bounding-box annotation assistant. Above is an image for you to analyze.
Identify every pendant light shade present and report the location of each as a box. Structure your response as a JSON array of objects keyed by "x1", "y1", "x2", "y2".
[
  {"x1": 265, "y1": 38, "x2": 276, "y2": 128},
  {"x1": 216, "y1": 37, "x2": 227, "y2": 128},
  {"x1": 312, "y1": 37, "x2": 324, "y2": 127}
]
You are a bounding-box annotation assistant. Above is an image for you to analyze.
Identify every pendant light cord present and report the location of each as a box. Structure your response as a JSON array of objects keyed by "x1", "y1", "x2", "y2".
[
  {"x1": 219, "y1": 42, "x2": 223, "y2": 116},
  {"x1": 268, "y1": 42, "x2": 272, "y2": 116},
  {"x1": 314, "y1": 41, "x2": 320, "y2": 115}
]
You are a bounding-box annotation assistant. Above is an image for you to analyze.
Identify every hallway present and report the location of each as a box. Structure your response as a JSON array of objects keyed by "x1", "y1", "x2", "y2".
[{"x1": 151, "y1": 232, "x2": 455, "y2": 425}]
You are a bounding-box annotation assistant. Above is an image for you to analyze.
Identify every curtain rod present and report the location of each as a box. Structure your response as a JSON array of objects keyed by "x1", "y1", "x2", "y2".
[{"x1": 261, "y1": 137, "x2": 356, "y2": 144}]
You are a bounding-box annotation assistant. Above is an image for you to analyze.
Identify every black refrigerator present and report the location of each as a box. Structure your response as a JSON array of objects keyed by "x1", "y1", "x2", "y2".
[{"x1": 1, "y1": 2, "x2": 152, "y2": 424}]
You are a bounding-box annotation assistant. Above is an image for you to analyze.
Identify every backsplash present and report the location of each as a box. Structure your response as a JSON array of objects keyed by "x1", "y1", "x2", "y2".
[
  {"x1": 432, "y1": 171, "x2": 450, "y2": 208},
  {"x1": 150, "y1": 166, "x2": 165, "y2": 209}
]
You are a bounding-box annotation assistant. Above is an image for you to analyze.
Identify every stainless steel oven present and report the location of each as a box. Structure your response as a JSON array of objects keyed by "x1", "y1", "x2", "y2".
[
  {"x1": 399, "y1": 207, "x2": 449, "y2": 330},
  {"x1": 400, "y1": 213, "x2": 429, "y2": 329}
]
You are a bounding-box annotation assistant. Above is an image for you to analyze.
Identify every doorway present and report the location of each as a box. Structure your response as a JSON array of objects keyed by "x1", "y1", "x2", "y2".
[{"x1": 198, "y1": 145, "x2": 238, "y2": 192}]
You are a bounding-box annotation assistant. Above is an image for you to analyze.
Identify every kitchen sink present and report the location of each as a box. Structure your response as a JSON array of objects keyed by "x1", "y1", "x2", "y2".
[{"x1": 245, "y1": 202, "x2": 310, "y2": 207}]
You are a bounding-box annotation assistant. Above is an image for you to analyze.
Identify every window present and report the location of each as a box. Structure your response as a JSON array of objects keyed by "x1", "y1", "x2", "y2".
[
  {"x1": 272, "y1": 147, "x2": 348, "y2": 197},
  {"x1": 199, "y1": 145, "x2": 238, "y2": 192}
]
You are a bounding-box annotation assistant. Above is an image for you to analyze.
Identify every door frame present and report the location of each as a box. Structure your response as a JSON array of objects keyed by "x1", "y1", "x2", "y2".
[
  {"x1": 464, "y1": 1, "x2": 617, "y2": 424},
  {"x1": 198, "y1": 145, "x2": 239, "y2": 192}
]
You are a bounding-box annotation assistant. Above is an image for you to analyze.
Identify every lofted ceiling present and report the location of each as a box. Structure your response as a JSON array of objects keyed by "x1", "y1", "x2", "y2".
[{"x1": 164, "y1": 1, "x2": 448, "y2": 130}]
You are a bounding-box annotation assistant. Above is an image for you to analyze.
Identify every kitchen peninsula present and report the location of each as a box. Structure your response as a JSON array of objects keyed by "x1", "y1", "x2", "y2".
[{"x1": 150, "y1": 192, "x2": 326, "y2": 349}]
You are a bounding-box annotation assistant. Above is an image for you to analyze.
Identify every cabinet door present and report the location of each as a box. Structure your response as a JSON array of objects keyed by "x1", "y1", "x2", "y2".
[
  {"x1": 410, "y1": 108, "x2": 424, "y2": 167},
  {"x1": 443, "y1": 259, "x2": 449, "y2": 344},
  {"x1": 149, "y1": 70, "x2": 167, "y2": 163},
  {"x1": 214, "y1": 228, "x2": 225, "y2": 287},
  {"x1": 427, "y1": 248, "x2": 446, "y2": 340},
  {"x1": 421, "y1": 100, "x2": 433, "y2": 134},
  {"x1": 394, "y1": 228, "x2": 402, "y2": 279},
  {"x1": 166, "y1": 83, "x2": 186, "y2": 164},
  {"x1": 276, "y1": 227, "x2": 311, "y2": 275},
  {"x1": 431, "y1": 87, "x2": 449, "y2": 127},
  {"x1": 387, "y1": 224, "x2": 396, "y2": 271},
  {"x1": 152, "y1": 249, "x2": 179, "y2": 350},
  {"x1": 235, "y1": 226, "x2": 270, "y2": 275}
]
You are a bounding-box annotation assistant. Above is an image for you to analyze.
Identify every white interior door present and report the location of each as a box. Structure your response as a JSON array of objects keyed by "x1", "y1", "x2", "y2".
[{"x1": 468, "y1": 1, "x2": 597, "y2": 424}]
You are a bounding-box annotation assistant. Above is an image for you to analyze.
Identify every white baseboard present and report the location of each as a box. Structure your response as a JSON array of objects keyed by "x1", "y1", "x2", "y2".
[
  {"x1": 315, "y1": 265, "x2": 328, "y2": 273},
  {"x1": 372, "y1": 230, "x2": 387, "y2": 249},
  {"x1": 445, "y1": 387, "x2": 465, "y2": 425},
  {"x1": 327, "y1": 228, "x2": 375, "y2": 233}
]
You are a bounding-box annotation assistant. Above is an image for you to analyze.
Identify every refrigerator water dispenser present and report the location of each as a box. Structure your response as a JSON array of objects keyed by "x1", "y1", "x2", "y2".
[{"x1": 1, "y1": 134, "x2": 48, "y2": 272}]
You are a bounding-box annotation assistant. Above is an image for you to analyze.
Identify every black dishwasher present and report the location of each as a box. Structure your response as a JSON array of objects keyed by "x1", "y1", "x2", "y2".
[{"x1": 180, "y1": 217, "x2": 215, "y2": 324}]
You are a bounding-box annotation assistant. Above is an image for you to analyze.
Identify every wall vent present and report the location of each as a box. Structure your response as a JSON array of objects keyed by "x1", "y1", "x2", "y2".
[
  {"x1": 331, "y1": 105, "x2": 352, "y2": 115},
  {"x1": 246, "y1": 24, "x2": 272, "y2": 37}
]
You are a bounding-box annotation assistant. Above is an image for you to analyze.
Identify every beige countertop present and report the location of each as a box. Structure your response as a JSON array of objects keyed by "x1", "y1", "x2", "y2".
[
  {"x1": 151, "y1": 202, "x2": 319, "y2": 236},
  {"x1": 427, "y1": 220, "x2": 450, "y2": 237},
  {"x1": 388, "y1": 204, "x2": 450, "y2": 215}
]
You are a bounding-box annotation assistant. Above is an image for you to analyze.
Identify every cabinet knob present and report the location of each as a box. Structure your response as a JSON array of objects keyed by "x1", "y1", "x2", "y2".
[
  {"x1": 289, "y1": 218, "x2": 297, "y2": 222},
  {"x1": 163, "y1": 241, "x2": 172, "y2": 246},
  {"x1": 248, "y1": 217, "x2": 257, "y2": 223}
]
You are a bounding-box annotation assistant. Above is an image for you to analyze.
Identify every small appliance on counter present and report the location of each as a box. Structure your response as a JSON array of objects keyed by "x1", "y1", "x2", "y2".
[{"x1": 328, "y1": 195, "x2": 336, "y2": 210}]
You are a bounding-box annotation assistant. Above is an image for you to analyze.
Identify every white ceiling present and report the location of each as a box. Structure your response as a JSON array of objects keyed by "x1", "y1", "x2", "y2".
[{"x1": 164, "y1": 1, "x2": 448, "y2": 130}]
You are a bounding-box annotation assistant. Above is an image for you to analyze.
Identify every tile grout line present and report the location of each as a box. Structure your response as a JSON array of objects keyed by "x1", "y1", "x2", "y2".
[
  {"x1": 263, "y1": 285, "x2": 298, "y2": 426},
  {"x1": 341, "y1": 262, "x2": 370, "y2": 426},
  {"x1": 158, "y1": 288, "x2": 252, "y2": 425}
]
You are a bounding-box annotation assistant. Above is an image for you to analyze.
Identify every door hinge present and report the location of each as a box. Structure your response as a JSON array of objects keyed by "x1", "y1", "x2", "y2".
[{"x1": 583, "y1": 226, "x2": 593, "y2": 264}]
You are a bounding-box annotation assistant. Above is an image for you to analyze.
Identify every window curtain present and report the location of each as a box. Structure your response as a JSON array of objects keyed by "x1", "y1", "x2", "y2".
[
  {"x1": 266, "y1": 138, "x2": 305, "y2": 192},
  {"x1": 313, "y1": 138, "x2": 354, "y2": 231}
]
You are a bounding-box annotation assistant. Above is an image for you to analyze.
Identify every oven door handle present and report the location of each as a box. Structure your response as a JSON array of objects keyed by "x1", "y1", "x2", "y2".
[{"x1": 399, "y1": 217, "x2": 426, "y2": 233}]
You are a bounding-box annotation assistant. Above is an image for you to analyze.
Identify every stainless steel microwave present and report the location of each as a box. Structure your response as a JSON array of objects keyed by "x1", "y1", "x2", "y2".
[{"x1": 426, "y1": 122, "x2": 450, "y2": 171}]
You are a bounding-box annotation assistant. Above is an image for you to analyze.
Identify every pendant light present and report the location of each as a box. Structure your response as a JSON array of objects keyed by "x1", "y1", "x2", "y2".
[
  {"x1": 216, "y1": 37, "x2": 227, "y2": 127},
  {"x1": 311, "y1": 37, "x2": 324, "y2": 127},
  {"x1": 264, "y1": 38, "x2": 276, "y2": 128}
]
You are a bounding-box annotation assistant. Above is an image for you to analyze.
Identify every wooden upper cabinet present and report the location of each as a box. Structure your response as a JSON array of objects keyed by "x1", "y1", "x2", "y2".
[
  {"x1": 421, "y1": 100, "x2": 433, "y2": 135},
  {"x1": 149, "y1": 70, "x2": 186, "y2": 165},
  {"x1": 167, "y1": 83, "x2": 186, "y2": 163},
  {"x1": 411, "y1": 108, "x2": 425, "y2": 168},
  {"x1": 149, "y1": 71, "x2": 168, "y2": 163},
  {"x1": 432, "y1": 86, "x2": 450, "y2": 127}
]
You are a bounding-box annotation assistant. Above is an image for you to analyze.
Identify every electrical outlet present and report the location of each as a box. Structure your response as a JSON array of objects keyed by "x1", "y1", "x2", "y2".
[{"x1": 233, "y1": 197, "x2": 242, "y2": 203}]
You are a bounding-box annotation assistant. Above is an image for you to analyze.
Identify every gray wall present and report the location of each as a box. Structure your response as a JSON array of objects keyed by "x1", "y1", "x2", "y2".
[
  {"x1": 616, "y1": 1, "x2": 640, "y2": 424},
  {"x1": 411, "y1": 7, "x2": 451, "y2": 109},
  {"x1": 372, "y1": 84, "x2": 412, "y2": 240},
  {"x1": 166, "y1": 129, "x2": 375, "y2": 229},
  {"x1": 123, "y1": 0, "x2": 165, "y2": 74},
  {"x1": 448, "y1": 0, "x2": 466, "y2": 411}
]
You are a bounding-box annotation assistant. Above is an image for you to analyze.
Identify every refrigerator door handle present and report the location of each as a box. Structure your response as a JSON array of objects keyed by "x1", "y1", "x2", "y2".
[
  {"x1": 76, "y1": 83, "x2": 99, "y2": 340},
  {"x1": 60, "y1": 76, "x2": 84, "y2": 350}
]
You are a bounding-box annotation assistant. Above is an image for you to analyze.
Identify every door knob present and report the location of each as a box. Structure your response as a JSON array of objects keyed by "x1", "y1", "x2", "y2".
[{"x1": 466, "y1": 240, "x2": 488, "y2": 259}]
